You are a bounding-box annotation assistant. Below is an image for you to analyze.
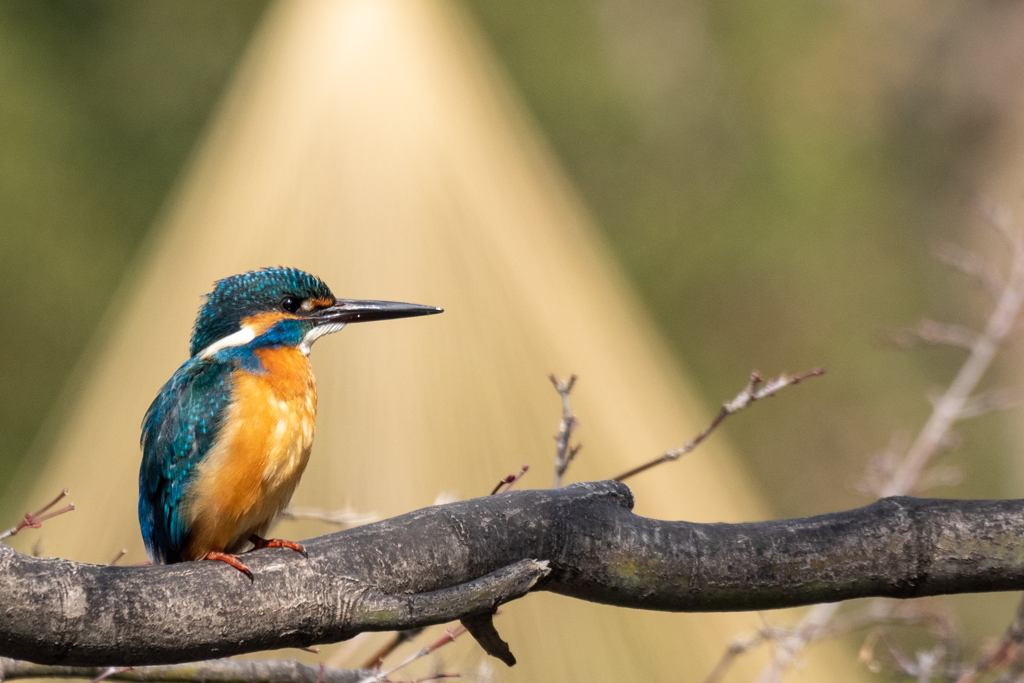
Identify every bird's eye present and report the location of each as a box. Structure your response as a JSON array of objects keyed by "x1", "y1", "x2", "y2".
[{"x1": 281, "y1": 297, "x2": 301, "y2": 313}]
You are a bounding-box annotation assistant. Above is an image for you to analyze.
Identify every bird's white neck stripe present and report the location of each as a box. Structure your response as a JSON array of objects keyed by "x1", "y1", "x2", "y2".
[
  {"x1": 197, "y1": 321, "x2": 347, "y2": 359},
  {"x1": 299, "y1": 323, "x2": 345, "y2": 355},
  {"x1": 198, "y1": 326, "x2": 256, "y2": 359}
]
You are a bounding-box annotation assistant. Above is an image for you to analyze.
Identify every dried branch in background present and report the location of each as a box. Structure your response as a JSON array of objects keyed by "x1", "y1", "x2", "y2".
[
  {"x1": 0, "y1": 489, "x2": 74, "y2": 542},
  {"x1": 881, "y1": 223, "x2": 1024, "y2": 496},
  {"x1": 889, "y1": 318, "x2": 981, "y2": 350},
  {"x1": 954, "y1": 595, "x2": 1024, "y2": 683},
  {"x1": 355, "y1": 626, "x2": 466, "y2": 683},
  {"x1": 955, "y1": 385, "x2": 1024, "y2": 419},
  {"x1": 0, "y1": 656, "x2": 372, "y2": 683},
  {"x1": 279, "y1": 506, "x2": 377, "y2": 529},
  {"x1": 737, "y1": 208, "x2": 1024, "y2": 683},
  {"x1": 360, "y1": 629, "x2": 426, "y2": 671},
  {"x1": 548, "y1": 374, "x2": 580, "y2": 488},
  {"x1": 931, "y1": 240, "x2": 1005, "y2": 301},
  {"x1": 703, "y1": 636, "x2": 762, "y2": 683},
  {"x1": 613, "y1": 368, "x2": 825, "y2": 482},
  {"x1": 753, "y1": 602, "x2": 839, "y2": 683}
]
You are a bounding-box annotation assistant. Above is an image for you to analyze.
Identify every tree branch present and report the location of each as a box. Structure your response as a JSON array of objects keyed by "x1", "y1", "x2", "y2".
[
  {"x1": 613, "y1": 368, "x2": 824, "y2": 482},
  {"x1": 3, "y1": 481, "x2": 1024, "y2": 668},
  {"x1": 0, "y1": 657, "x2": 372, "y2": 683},
  {"x1": 549, "y1": 374, "x2": 580, "y2": 489}
]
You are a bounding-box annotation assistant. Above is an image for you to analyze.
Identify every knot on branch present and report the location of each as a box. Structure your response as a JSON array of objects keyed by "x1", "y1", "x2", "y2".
[{"x1": 567, "y1": 480, "x2": 634, "y2": 511}]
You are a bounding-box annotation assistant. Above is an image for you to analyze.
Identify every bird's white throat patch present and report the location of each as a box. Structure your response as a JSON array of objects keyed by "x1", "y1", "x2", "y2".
[
  {"x1": 197, "y1": 322, "x2": 346, "y2": 358},
  {"x1": 198, "y1": 326, "x2": 256, "y2": 359},
  {"x1": 299, "y1": 323, "x2": 346, "y2": 355}
]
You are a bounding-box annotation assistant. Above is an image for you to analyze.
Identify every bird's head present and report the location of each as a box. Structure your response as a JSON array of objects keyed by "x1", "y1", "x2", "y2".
[{"x1": 189, "y1": 267, "x2": 442, "y2": 358}]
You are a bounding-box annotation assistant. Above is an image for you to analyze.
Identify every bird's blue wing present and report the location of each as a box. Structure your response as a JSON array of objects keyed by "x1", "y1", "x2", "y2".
[{"x1": 138, "y1": 356, "x2": 233, "y2": 564}]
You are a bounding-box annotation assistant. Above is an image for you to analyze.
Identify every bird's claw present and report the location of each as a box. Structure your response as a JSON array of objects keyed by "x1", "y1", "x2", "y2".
[
  {"x1": 249, "y1": 534, "x2": 308, "y2": 558},
  {"x1": 203, "y1": 551, "x2": 254, "y2": 582}
]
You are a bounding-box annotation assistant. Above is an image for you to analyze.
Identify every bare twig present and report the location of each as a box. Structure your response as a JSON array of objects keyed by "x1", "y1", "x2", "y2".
[
  {"x1": 361, "y1": 629, "x2": 426, "y2": 670},
  {"x1": 0, "y1": 657, "x2": 372, "y2": 683},
  {"x1": 748, "y1": 209, "x2": 1024, "y2": 683},
  {"x1": 549, "y1": 374, "x2": 580, "y2": 488},
  {"x1": 931, "y1": 240, "x2": 1004, "y2": 301},
  {"x1": 710, "y1": 602, "x2": 950, "y2": 683},
  {"x1": 0, "y1": 489, "x2": 75, "y2": 542},
  {"x1": 90, "y1": 666, "x2": 132, "y2": 683},
  {"x1": 613, "y1": 368, "x2": 825, "y2": 482},
  {"x1": 356, "y1": 626, "x2": 467, "y2": 683},
  {"x1": 754, "y1": 602, "x2": 839, "y2": 683},
  {"x1": 883, "y1": 223, "x2": 1024, "y2": 497},
  {"x1": 702, "y1": 635, "x2": 762, "y2": 683},
  {"x1": 978, "y1": 199, "x2": 1017, "y2": 247},
  {"x1": 955, "y1": 594, "x2": 1024, "y2": 683},
  {"x1": 279, "y1": 507, "x2": 377, "y2": 529},
  {"x1": 890, "y1": 319, "x2": 981, "y2": 350},
  {"x1": 915, "y1": 646, "x2": 944, "y2": 683},
  {"x1": 956, "y1": 385, "x2": 1024, "y2": 419},
  {"x1": 489, "y1": 466, "x2": 529, "y2": 496}
]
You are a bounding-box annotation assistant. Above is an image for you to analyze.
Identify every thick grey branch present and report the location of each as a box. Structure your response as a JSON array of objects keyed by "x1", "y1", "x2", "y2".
[
  {"x1": 3, "y1": 481, "x2": 1024, "y2": 667},
  {"x1": 0, "y1": 657, "x2": 372, "y2": 683}
]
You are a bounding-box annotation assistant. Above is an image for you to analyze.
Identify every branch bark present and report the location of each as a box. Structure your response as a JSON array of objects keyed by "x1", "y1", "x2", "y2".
[
  {"x1": 3, "y1": 481, "x2": 1024, "y2": 668},
  {"x1": 0, "y1": 657, "x2": 372, "y2": 683}
]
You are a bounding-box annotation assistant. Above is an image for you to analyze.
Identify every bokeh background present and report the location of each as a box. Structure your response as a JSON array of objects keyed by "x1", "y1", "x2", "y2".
[{"x1": 3, "y1": 0, "x2": 1024, "y2": 681}]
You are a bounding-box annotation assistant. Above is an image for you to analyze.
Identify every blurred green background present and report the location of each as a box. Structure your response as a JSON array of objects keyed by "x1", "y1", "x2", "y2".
[{"x1": 2, "y1": 0, "x2": 1019, "y2": 517}]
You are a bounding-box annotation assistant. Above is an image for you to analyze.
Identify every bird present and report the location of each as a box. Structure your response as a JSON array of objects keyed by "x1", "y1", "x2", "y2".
[{"x1": 138, "y1": 267, "x2": 441, "y2": 579}]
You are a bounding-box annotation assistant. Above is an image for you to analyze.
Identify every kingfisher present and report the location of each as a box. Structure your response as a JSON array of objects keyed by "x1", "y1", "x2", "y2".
[{"x1": 138, "y1": 267, "x2": 441, "y2": 579}]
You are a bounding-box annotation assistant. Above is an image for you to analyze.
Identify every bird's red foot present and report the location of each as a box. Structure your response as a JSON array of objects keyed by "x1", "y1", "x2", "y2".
[
  {"x1": 203, "y1": 551, "x2": 253, "y2": 582},
  {"x1": 249, "y1": 534, "x2": 308, "y2": 558}
]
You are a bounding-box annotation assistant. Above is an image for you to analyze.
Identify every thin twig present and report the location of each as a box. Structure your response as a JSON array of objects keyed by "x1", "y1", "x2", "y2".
[
  {"x1": 0, "y1": 489, "x2": 75, "y2": 542},
  {"x1": 889, "y1": 319, "x2": 981, "y2": 350},
  {"x1": 735, "y1": 600, "x2": 956, "y2": 683},
  {"x1": 356, "y1": 626, "x2": 467, "y2": 683},
  {"x1": 702, "y1": 635, "x2": 762, "y2": 683},
  {"x1": 956, "y1": 385, "x2": 1024, "y2": 419},
  {"x1": 90, "y1": 666, "x2": 132, "y2": 683},
  {"x1": 613, "y1": 368, "x2": 825, "y2": 482},
  {"x1": 489, "y1": 466, "x2": 529, "y2": 496},
  {"x1": 0, "y1": 657, "x2": 371, "y2": 683},
  {"x1": 753, "y1": 602, "x2": 839, "y2": 683},
  {"x1": 549, "y1": 374, "x2": 580, "y2": 488},
  {"x1": 931, "y1": 240, "x2": 1005, "y2": 301},
  {"x1": 279, "y1": 507, "x2": 377, "y2": 528},
  {"x1": 361, "y1": 629, "x2": 426, "y2": 670},
  {"x1": 955, "y1": 594, "x2": 1024, "y2": 683},
  {"x1": 978, "y1": 199, "x2": 1017, "y2": 247},
  {"x1": 883, "y1": 224, "x2": 1024, "y2": 497},
  {"x1": 748, "y1": 209, "x2": 1024, "y2": 683}
]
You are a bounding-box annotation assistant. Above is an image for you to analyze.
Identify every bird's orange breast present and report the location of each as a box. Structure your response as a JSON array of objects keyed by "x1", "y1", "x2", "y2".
[{"x1": 182, "y1": 347, "x2": 316, "y2": 559}]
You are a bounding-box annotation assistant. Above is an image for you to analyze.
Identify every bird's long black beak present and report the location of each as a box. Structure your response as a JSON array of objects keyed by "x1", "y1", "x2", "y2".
[{"x1": 309, "y1": 299, "x2": 443, "y2": 325}]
